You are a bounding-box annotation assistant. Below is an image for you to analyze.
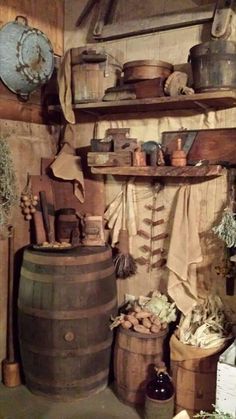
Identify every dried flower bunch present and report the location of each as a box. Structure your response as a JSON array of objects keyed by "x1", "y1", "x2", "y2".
[{"x1": 0, "y1": 137, "x2": 18, "y2": 231}]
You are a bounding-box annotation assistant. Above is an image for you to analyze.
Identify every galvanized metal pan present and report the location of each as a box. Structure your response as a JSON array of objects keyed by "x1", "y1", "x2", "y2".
[{"x1": 0, "y1": 16, "x2": 54, "y2": 99}]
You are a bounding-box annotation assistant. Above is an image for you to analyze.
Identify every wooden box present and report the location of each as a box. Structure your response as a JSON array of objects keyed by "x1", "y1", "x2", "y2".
[{"x1": 162, "y1": 128, "x2": 236, "y2": 165}]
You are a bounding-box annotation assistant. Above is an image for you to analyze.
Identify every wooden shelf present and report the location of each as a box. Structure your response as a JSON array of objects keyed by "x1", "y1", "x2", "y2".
[
  {"x1": 91, "y1": 165, "x2": 226, "y2": 177},
  {"x1": 49, "y1": 90, "x2": 236, "y2": 116}
]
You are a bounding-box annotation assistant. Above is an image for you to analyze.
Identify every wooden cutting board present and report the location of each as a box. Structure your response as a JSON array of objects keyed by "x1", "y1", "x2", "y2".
[
  {"x1": 161, "y1": 128, "x2": 236, "y2": 165},
  {"x1": 30, "y1": 175, "x2": 55, "y2": 244}
]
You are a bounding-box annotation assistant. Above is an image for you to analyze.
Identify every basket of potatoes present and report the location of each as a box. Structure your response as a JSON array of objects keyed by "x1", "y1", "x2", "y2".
[
  {"x1": 115, "y1": 303, "x2": 167, "y2": 335},
  {"x1": 110, "y1": 292, "x2": 176, "y2": 335}
]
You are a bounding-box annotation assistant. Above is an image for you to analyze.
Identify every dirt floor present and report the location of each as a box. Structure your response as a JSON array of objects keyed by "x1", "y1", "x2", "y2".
[{"x1": 0, "y1": 384, "x2": 143, "y2": 419}]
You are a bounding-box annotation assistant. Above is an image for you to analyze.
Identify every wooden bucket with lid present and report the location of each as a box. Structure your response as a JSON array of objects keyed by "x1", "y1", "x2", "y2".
[{"x1": 71, "y1": 47, "x2": 120, "y2": 103}]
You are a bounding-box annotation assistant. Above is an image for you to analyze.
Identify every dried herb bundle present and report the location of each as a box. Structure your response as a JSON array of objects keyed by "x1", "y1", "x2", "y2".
[
  {"x1": 212, "y1": 208, "x2": 236, "y2": 248},
  {"x1": 0, "y1": 137, "x2": 18, "y2": 231},
  {"x1": 178, "y1": 295, "x2": 231, "y2": 348},
  {"x1": 194, "y1": 406, "x2": 234, "y2": 419}
]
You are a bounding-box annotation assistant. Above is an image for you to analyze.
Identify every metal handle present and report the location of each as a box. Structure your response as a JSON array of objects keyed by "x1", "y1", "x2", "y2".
[
  {"x1": 17, "y1": 93, "x2": 30, "y2": 102},
  {"x1": 15, "y1": 15, "x2": 28, "y2": 26}
]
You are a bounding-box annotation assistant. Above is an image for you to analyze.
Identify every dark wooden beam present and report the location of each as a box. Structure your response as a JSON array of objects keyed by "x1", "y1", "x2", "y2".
[
  {"x1": 90, "y1": 165, "x2": 226, "y2": 177},
  {"x1": 0, "y1": 81, "x2": 60, "y2": 125},
  {"x1": 94, "y1": 4, "x2": 214, "y2": 40}
]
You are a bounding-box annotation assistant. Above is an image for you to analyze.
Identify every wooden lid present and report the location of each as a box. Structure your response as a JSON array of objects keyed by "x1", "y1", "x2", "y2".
[{"x1": 123, "y1": 60, "x2": 173, "y2": 70}]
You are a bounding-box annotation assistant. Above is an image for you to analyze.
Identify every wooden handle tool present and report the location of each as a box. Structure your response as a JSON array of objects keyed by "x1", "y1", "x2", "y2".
[
  {"x1": 2, "y1": 225, "x2": 21, "y2": 387},
  {"x1": 39, "y1": 191, "x2": 53, "y2": 243}
]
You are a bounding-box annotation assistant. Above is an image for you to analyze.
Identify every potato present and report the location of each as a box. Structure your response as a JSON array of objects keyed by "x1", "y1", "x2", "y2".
[
  {"x1": 134, "y1": 324, "x2": 151, "y2": 334},
  {"x1": 125, "y1": 315, "x2": 139, "y2": 326},
  {"x1": 142, "y1": 318, "x2": 152, "y2": 329},
  {"x1": 150, "y1": 316, "x2": 161, "y2": 326},
  {"x1": 150, "y1": 325, "x2": 161, "y2": 334},
  {"x1": 121, "y1": 320, "x2": 132, "y2": 329},
  {"x1": 161, "y1": 322, "x2": 168, "y2": 330}
]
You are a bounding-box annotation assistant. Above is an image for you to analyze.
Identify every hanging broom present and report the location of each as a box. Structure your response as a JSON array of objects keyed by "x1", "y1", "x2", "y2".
[{"x1": 113, "y1": 183, "x2": 137, "y2": 279}]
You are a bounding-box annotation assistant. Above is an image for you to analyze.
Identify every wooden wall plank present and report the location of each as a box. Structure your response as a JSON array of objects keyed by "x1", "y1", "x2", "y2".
[
  {"x1": 0, "y1": 119, "x2": 59, "y2": 379},
  {"x1": 0, "y1": 0, "x2": 64, "y2": 56},
  {"x1": 0, "y1": 81, "x2": 61, "y2": 125}
]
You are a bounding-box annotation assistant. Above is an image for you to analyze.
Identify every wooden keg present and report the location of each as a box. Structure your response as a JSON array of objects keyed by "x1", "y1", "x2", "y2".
[
  {"x1": 56, "y1": 208, "x2": 78, "y2": 243},
  {"x1": 172, "y1": 354, "x2": 221, "y2": 417},
  {"x1": 18, "y1": 246, "x2": 117, "y2": 400},
  {"x1": 114, "y1": 327, "x2": 168, "y2": 405}
]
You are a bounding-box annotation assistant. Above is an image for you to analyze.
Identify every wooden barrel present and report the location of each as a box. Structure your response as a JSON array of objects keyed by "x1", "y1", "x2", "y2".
[
  {"x1": 114, "y1": 327, "x2": 168, "y2": 405},
  {"x1": 171, "y1": 353, "x2": 221, "y2": 416},
  {"x1": 18, "y1": 246, "x2": 117, "y2": 400}
]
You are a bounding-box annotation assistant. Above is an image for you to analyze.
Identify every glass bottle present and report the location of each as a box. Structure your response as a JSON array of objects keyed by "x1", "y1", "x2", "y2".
[{"x1": 145, "y1": 362, "x2": 175, "y2": 419}]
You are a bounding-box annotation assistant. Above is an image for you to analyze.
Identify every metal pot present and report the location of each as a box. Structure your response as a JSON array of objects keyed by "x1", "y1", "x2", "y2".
[{"x1": 0, "y1": 16, "x2": 54, "y2": 99}]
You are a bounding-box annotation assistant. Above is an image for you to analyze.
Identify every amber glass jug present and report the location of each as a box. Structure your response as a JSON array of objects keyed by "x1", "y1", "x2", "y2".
[{"x1": 145, "y1": 362, "x2": 174, "y2": 419}]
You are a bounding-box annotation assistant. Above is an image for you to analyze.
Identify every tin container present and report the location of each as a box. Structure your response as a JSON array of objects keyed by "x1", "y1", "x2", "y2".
[{"x1": 0, "y1": 16, "x2": 54, "y2": 98}]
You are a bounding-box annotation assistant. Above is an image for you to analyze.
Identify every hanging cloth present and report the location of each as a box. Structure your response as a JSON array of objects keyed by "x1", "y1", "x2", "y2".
[{"x1": 167, "y1": 185, "x2": 202, "y2": 315}]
